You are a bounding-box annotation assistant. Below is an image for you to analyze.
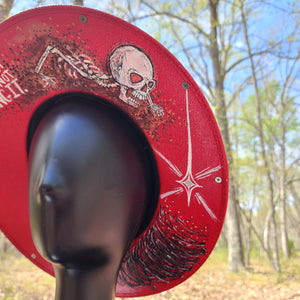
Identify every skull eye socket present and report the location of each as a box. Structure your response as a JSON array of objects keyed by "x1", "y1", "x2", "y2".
[{"x1": 130, "y1": 72, "x2": 143, "y2": 83}]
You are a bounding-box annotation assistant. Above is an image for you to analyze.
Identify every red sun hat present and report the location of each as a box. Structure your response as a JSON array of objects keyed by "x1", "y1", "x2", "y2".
[{"x1": 0, "y1": 6, "x2": 228, "y2": 297}]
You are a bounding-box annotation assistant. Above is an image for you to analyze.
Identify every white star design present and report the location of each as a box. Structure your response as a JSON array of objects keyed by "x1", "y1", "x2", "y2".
[{"x1": 155, "y1": 86, "x2": 221, "y2": 222}]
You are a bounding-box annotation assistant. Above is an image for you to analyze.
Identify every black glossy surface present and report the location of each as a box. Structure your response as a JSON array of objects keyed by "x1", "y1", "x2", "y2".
[{"x1": 28, "y1": 93, "x2": 159, "y2": 300}]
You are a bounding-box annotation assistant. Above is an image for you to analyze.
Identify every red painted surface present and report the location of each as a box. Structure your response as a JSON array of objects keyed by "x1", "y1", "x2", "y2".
[{"x1": 0, "y1": 6, "x2": 228, "y2": 297}]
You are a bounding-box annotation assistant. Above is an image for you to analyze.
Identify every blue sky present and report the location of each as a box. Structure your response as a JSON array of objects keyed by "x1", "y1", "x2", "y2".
[{"x1": 10, "y1": 0, "x2": 110, "y2": 15}]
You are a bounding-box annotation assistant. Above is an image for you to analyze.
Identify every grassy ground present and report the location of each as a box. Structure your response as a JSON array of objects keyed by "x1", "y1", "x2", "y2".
[{"x1": 0, "y1": 249, "x2": 299, "y2": 299}]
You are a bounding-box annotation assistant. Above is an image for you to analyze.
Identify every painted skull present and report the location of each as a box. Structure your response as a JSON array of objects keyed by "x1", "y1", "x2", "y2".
[{"x1": 110, "y1": 45, "x2": 156, "y2": 108}]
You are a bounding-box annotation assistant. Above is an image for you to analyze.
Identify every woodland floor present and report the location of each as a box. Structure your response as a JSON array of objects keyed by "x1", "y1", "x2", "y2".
[{"x1": 0, "y1": 249, "x2": 299, "y2": 299}]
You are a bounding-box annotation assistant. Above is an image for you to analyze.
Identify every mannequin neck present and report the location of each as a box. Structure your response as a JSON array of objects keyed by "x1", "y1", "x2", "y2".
[{"x1": 54, "y1": 264, "x2": 118, "y2": 300}]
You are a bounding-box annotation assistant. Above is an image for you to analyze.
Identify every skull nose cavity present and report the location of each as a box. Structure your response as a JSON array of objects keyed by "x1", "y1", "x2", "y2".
[
  {"x1": 148, "y1": 80, "x2": 155, "y2": 89},
  {"x1": 141, "y1": 84, "x2": 147, "y2": 92},
  {"x1": 141, "y1": 80, "x2": 155, "y2": 93}
]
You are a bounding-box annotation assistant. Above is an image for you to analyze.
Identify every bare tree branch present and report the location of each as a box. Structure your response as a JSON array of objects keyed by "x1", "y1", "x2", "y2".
[{"x1": 140, "y1": 0, "x2": 211, "y2": 39}]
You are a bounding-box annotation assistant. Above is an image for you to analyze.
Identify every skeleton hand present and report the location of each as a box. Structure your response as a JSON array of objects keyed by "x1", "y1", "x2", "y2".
[
  {"x1": 39, "y1": 74, "x2": 56, "y2": 88},
  {"x1": 148, "y1": 104, "x2": 164, "y2": 119}
]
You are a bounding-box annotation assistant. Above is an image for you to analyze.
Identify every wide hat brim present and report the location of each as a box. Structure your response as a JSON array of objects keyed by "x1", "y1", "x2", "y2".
[{"x1": 0, "y1": 6, "x2": 228, "y2": 297}]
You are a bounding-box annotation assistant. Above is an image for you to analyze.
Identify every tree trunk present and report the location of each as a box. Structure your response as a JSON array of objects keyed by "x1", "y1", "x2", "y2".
[
  {"x1": 279, "y1": 174, "x2": 289, "y2": 258},
  {"x1": 289, "y1": 182, "x2": 300, "y2": 248},
  {"x1": 219, "y1": 224, "x2": 228, "y2": 248},
  {"x1": 278, "y1": 83, "x2": 290, "y2": 258},
  {"x1": 241, "y1": 208, "x2": 275, "y2": 264},
  {"x1": 209, "y1": 0, "x2": 245, "y2": 272},
  {"x1": 245, "y1": 209, "x2": 253, "y2": 267},
  {"x1": 264, "y1": 208, "x2": 272, "y2": 253},
  {"x1": 289, "y1": 183, "x2": 300, "y2": 223},
  {"x1": 239, "y1": 0, "x2": 280, "y2": 272}
]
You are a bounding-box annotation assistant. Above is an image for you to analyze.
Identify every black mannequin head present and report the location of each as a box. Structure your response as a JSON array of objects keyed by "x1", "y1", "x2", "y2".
[{"x1": 27, "y1": 93, "x2": 159, "y2": 299}]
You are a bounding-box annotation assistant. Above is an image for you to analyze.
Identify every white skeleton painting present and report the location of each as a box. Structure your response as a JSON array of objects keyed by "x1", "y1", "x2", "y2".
[{"x1": 35, "y1": 44, "x2": 164, "y2": 119}]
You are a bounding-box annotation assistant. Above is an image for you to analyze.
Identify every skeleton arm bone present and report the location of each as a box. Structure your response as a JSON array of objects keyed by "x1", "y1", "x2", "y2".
[
  {"x1": 35, "y1": 45, "x2": 57, "y2": 87},
  {"x1": 35, "y1": 45, "x2": 116, "y2": 88},
  {"x1": 35, "y1": 45, "x2": 54, "y2": 74},
  {"x1": 147, "y1": 93, "x2": 164, "y2": 119},
  {"x1": 35, "y1": 45, "x2": 98, "y2": 82}
]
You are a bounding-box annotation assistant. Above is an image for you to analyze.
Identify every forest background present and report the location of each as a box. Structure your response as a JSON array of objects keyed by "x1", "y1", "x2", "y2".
[{"x1": 0, "y1": 0, "x2": 299, "y2": 299}]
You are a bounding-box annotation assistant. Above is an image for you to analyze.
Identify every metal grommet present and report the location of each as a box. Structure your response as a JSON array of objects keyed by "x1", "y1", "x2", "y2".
[
  {"x1": 215, "y1": 176, "x2": 222, "y2": 183},
  {"x1": 31, "y1": 253, "x2": 36, "y2": 259},
  {"x1": 79, "y1": 15, "x2": 87, "y2": 23},
  {"x1": 182, "y1": 82, "x2": 190, "y2": 90}
]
